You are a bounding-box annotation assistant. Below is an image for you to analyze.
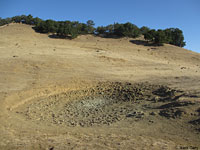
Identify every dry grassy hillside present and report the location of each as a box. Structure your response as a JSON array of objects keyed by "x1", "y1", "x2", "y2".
[{"x1": 0, "y1": 23, "x2": 200, "y2": 150}]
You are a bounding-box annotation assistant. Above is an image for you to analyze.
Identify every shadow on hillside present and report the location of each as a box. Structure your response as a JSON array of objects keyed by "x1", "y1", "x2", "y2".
[
  {"x1": 95, "y1": 34, "x2": 123, "y2": 39},
  {"x1": 129, "y1": 40, "x2": 148, "y2": 46},
  {"x1": 130, "y1": 40, "x2": 163, "y2": 46},
  {"x1": 32, "y1": 27, "x2": 43, "y2": 34},
  {"x1": 31, "y1": 27, "x2": 73, "y2": 40},
  {"x1": 48, "y1": 34, "x2": 72, "y2": 40}
]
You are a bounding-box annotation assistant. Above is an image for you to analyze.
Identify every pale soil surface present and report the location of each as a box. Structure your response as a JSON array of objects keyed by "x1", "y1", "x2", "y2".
[{"x1": 0, "y1": 23, "x2": 200, "y2": 150}]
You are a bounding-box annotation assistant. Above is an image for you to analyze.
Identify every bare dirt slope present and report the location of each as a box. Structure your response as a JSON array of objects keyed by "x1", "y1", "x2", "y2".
[{"x1": 0, "y1": 23, "x2": 200, "y2": 150}]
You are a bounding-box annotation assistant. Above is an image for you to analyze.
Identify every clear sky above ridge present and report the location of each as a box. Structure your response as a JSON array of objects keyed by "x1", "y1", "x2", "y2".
[{"x1": 0, "y1": 0, "x2": 199, "y2": 53}]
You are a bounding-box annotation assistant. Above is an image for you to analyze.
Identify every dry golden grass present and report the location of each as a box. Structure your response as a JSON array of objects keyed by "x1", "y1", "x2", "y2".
[{"x1": 0, "y1": 23, "x2": 200, "y2": 150}]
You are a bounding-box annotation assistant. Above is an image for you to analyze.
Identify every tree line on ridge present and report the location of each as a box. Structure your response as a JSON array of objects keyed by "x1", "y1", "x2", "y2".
[{"x1": 0, "y1": 15, "x2": 186, "y2": 47}]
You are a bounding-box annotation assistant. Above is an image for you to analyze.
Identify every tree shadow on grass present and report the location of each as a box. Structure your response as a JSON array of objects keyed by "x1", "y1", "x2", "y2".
[
  {"x1": 95, "y1": 34, "x2": 124, "y2": 39},
  {"x1": 129, "y1": 40, "x2": 163, "y2": 46},
  {"x1": 31, "y1": 27, "x2": 73, "y2": 40},
  {"x1": 32, "y1": 27, "x2": 46, "y2": 34},
  {"x1": 48, "y1": 34, "x2": 72, "y2": 40}
]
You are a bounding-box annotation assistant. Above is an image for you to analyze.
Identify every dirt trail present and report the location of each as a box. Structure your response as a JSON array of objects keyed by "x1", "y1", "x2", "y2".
[{"x1": 0, "y1": 24, "x2": 200, "y2": 150}]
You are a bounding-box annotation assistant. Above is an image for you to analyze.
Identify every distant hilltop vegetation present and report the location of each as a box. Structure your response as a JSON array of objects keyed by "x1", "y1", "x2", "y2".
[{"x1": 0, "y1": 14, "x2": 185, "y2": 47}]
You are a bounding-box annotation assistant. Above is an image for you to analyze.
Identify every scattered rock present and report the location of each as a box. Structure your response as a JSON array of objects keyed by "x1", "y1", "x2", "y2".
[
  {"x1": 15, "y1": 82, "x2": 196, "y2": 127},
  {"x1": 181, "y1": 67, "x2": 187, "y2": 69},
  {"x1": 153, "y1": 86, "x2": 175, "y2": 97},
  {"x1": 149, "y1": 112, "x2": 156, "y2": 116},
  {"x1": 48, "y1": 146, "x2": 54, "y2": 150},
  {"x1": 159, "y1": 108, "x2": 186, "y2": 119},
  {"x1": 126, "y1": 111, "x2": 144, "y2": 118},
  {"x1": 149, "y1": 120, "x2": 154, "y2": 123}
]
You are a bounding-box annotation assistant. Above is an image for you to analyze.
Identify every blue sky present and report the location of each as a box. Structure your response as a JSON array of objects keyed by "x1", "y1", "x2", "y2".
[{"x1": 0, "y1": 0, "x2": 199, "y2": 53}]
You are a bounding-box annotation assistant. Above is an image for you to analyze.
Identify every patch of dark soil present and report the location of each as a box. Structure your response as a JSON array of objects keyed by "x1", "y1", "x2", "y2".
[
  {"x1": 129, "y1": 40, "x2": 163, "y2": 46},
  {"x1": 189, "y1": 118, "x2": 200, "y2": 125},
  {"x1": 159, "y1": 108, "x2": 187, "y2": 119},
  {"x1": 126, "y1": 111, "x2": 144, "y2": 118},
  {"x1": 184, "y1": 94, "x2": 200, "y2": 98},
  {"x1": 197, "y1": 108, "x2": 200, "y2": 114},
  {"x1": 189, "y1": 118, "x2": 200, "y2": 133},
  {"x1": 151, "y1": 86, "x2": 184, "y2": 102},
  {"x1": 152, "y1": 86, "x2": 175, "y2": 97},
  {"x1": 158, "y1": 101, "x2": 195, "y2": 109}
]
